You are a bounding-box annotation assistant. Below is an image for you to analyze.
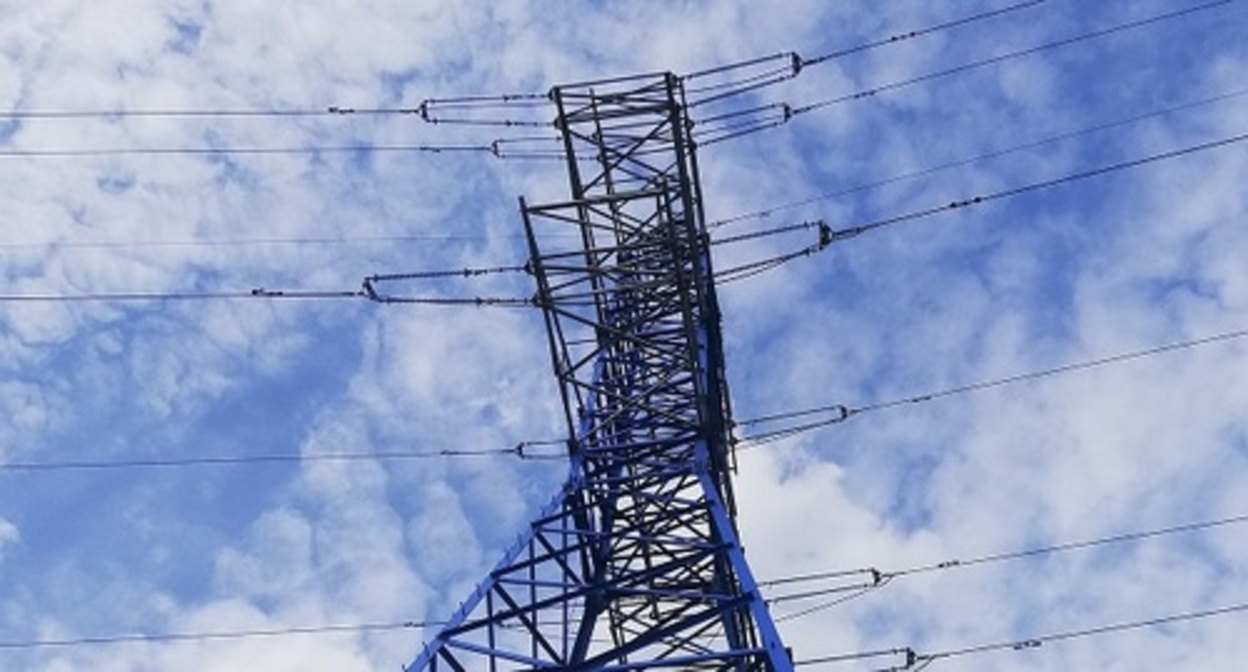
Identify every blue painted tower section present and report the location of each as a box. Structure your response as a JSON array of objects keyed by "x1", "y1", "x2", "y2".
[{"x1": 408, "y1": 72, "x2": 792, "y2": 671}]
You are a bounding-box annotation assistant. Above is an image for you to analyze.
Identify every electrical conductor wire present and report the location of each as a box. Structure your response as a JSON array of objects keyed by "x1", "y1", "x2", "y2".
[
  {"x1": 789, "y1": 602, "x2": 1248, "y2": 669},
  {"x1": 791, "y1": 1, "x2": 1231, "y2": 117},
  {"x1": 0, "y1": 620, "x2": 440, "y2": 650},
  {"x1": 735, "y1": 324, "x2": 1248, "y2": 444},
  {"x1": 762, "y1": 512, "x2": 1248, "y2": 621},
  {"x1": 709, "y1": 85, "x2": 1248, "y2": 229}
]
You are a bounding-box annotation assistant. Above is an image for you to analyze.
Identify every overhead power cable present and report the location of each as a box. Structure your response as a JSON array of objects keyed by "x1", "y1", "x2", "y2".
[
  {"x1": 2, "y1": 4, "x2": 1214, "y2": 161},
  {"x1": 4, "y1": 448, "x2": 509, "y2": 473},
  {"x1": 0, "y1": 440, "x2": 569, "y2": 474},
  {"x1": 794, "y1": 601, "x2": 1248, "y2": 669},
  {"x1": 0, "y1": 102, "x2": 532, "y2": 122},
  {"x1": 0, "y1": 1, "x2": 1216, "y2": 146},
  {"x1": 712, "y1": 220, "x2": 835, "y2": 284},
  {"x1": 799, "y1": 0, "x2": 1048, "y2": 69},
  {"x1": 0, "y1": 2, "x2": 1042, "y2": 126},
  {"x1": 0, "y1": 611, "x2": 617, "y2": 651},
  {"x1": 4, "y1": 83, "x2": 1240, "y2": 223},
  {"x1": 737, "y1": 325, "x2": 1248, "y2": 445},
  {"x1": 793, "y1": 1, "x2": 1230, "y2": 117},
  {"x1": 3, "y1": 511, "x2": 1238, "y2": 657},
  {"x1": 0, "y1": 288, "x2": 363, "y2": 303},
  {"x1": 0, "y1": 289, "x2": 532, "y2": 307},
  {"x1": 0, "y1": 233, "x2": 535, "y2": 251},
  {"x1": 9, "y1": 125, "x2": 1243, "y2": 305},
  {"x1": 762, "y1": 512, "x2": 1248, "y2": 621},
  {"x1": 0, "y1": 107, "x2": 339, "y2": 120},
  {"x1": 809, "y1": 128, "x2": 1248, "y2": 247},
  {"x1": 0, "y1": 265, "x2": 535, "y2": 307},
  {"x1": 0, "y1": 620, "x2": 438, "y2": 650},
  {"x1": 0, "y1": 219, "x2": 809, "y2": 255},
  {"x1": 364, "y1": 265, "x2": 527, "y2": 281},
  {"x1": 717, "y1": 129, "x2": 1248, "y2": 304},
  {"x1": 709, "y1": 85, "x2": 1248, "y2": 229},
  {"x1": 697, "y1": 0, "x2": 1233, "y2": 145},
  {"x1": 0, "y1": 220, "x2": 821, "y2": 296},
  {"x1": 13, "y1": 328, "x2": 1244, "y2": 473},
  {"x1": 7, "y1": 127, "x2": 1243, "y2": 306},
  {"x1": 716, "y1": 242, "x2": 829, "y2": 285},
  {"x1": 0, "y1": 214, "x2": 805, "y2": 256},
  {"x1": 0, "y1": 143, "x2": 500, "y2": 160},
  {"x1": 6, "y1": 86, "x2": 1242, "y2": 253},
  {"x1": 683, "y1": 0, "x2": 1047, "y2": 106},
  {"x1": 413, "y1": 3, "x2": 1052, "y2": 125}
]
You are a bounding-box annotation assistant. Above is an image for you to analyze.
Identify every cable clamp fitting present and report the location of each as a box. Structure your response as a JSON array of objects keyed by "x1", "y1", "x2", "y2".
[
  {"x1": 360, "y1": 278, "x2": 382, "y2": 302},
  {"x1": 816, "y1": 221, "x2": 834, "y2": 249}
]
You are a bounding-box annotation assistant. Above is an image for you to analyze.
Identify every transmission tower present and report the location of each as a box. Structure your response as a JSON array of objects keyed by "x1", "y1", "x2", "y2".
[{"x1": 407, "y1": 71, "x2": 792, "y2": 671}]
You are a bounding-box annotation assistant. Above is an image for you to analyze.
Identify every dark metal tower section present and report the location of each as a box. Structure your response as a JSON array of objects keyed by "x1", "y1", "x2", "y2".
[{"x1": 408, "y1": 72, "x2": 791, "y2": 671}]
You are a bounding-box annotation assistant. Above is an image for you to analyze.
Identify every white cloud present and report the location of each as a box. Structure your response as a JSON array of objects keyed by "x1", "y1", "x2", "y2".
[
  {"x1": 0, "y1": 517, "x2": 18, "y2": 562},
  {"x1": 1, "y1": 1, "x2": 1246, "y2": 670}
]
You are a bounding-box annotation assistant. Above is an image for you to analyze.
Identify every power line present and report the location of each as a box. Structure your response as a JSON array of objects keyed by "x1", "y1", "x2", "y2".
[
  {"x1": 709, "y1": 85, "x2": 1248, "y2": 229},
  {"x1": 339, "y1": 5, "x2": 1056, "y2": 126},
  {"x1": 7, "y1": 86, "x2": 1242, "y2": 254},
  {"x1": 0, "y1": 5, "x2": 1216, "y2": 171},
  {"x1": 0, "y1": 266, "x2": 536, "y2": 306},
  {"x1": 8, "y1": 506, "x2": 1240, "y2": 655},
  {"x1": 761, "y1": 512, "x2": 1248, "y2": 620},
  {"x1": 736, "y1": 325, "x2": 1248, "y2": 445},
  {"x1": 792, "y1": 603, "x2": 1248, "y2": 669},
  {"x1": 0, "y1": 222, "x2": 819, "y2": 296},
  {"x1": 9, "y1": 125, "x2": 1245, "y2": 306},
  {"x1": 0, "y1": 289, "x2": 533, "y2": 307},
  {"x1": 812, "y1": 128, "x2": 1248, "y2": 247},
  {"x1": 4, "y1": 84, "x2": 1239, "y2": 243},
  {"x1": 799, "y1": 0, "x2": 1049, "y2": 68},
  {"x1": 0, "y1": 3, "x2": 1052, "y2": 136},
  {"x1": 0, "y1": 102, "x2": 525, "y2": 121},
  {"x1": 0, "y1": 620, "x2": 438, "y2": 650},
  {"x1": 684, "y1": 0, "x2": 1048, "y2": 107},
  {"x1": 791, "y1": 0, "x2": 1231, "y2": 117},
  {"x1": 0, "y1": 214, "x2": 807, "y2": 256},
  {"x1": 0, "y1": 142, "x2": 498, "y2": 160},
  {"x1": 0, "y1": 233, "x2": 533, "y2": 251},
  {"x1": 7, "y1": 127, "x2": 1243, "y2": 306},
  {"x1": 715, "y1": 129, "x2": 1248, "y2": 293},
  {"x1": 0, "y1": 610, "x2": 617, "y2": 651},
  {"x1": 793, "y1": 601, "x2": 1248, "y2": 670},
  {"x1": 716, "y1": 242, "x2": 829, "y2": 286},
  {"x1": 0, "y1": 107, "x2": 338, "y2": 120},
  {"x1": 891, "y1": 513, "x2": 1248, "y2": 580},
  {"x1": 0, "y1": 288, "x2": 363, "y2": 303},
  {"x1": 0, "y1": 1, "x2": 1218, "y2": 168},
  {"x1": 0, "y1": 439, "x2": 569, "y2": 474},
  {"x1": 0, "y1": 3, "x2": 1044, "y2": 124},
  {"x1": 1, "y1": 448, "x2": 516, "y2": 473},
  {"x1": 365, "y1": 265, "x2": 527, "y2": 281},
  {"x1": 695, "y1": 0, "x2": 1232, "y2": 146}
]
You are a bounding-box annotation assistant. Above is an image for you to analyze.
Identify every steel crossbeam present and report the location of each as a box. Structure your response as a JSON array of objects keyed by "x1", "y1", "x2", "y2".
[{"x1": 407, "y1": 72, "x2": 791, "y2": 671}]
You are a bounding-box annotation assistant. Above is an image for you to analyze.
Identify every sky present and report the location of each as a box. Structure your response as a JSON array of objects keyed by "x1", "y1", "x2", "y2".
[{"x1": 1, "y1": 0, "x2": 1246, "y2": 670}]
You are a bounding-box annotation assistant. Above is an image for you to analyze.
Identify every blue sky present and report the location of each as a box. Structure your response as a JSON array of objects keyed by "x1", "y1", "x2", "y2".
[{"x1": 1, "y1": 1, "x2": 1247, "y2": 670}]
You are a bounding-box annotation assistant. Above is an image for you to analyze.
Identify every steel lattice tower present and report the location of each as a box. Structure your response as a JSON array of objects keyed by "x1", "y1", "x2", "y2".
[{"x1": 407, "y1": 72, "x2": 792, "y2": 671}]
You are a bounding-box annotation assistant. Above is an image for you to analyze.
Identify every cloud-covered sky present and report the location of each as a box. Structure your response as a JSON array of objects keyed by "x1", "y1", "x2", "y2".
[{"x1": 1, "y1": 1, "x2": 1246, "y2": 669}]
